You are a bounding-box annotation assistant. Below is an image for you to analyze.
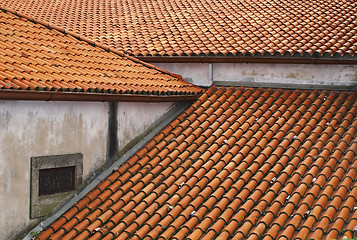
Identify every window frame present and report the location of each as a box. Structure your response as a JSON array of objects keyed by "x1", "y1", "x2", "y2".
[{"x1": 30, "y1": 153, "x2": 83, "y2": 218}]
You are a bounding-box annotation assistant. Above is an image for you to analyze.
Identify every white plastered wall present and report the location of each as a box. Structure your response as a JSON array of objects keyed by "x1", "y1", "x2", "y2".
[
  {"x1": 153, "y1": 62, "x2": 357, "y2": 88},
  {"x1": 116, "y1": 102, "x2": 175, "y2": 150},
  {"x1": 0, "y1": 100, "x2": 108, "y2": 240}
]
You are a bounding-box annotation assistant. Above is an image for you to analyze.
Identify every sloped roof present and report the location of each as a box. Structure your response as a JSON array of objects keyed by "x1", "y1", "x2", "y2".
[
  {"x1": 1, "y1": 0, "x2": 356, "y2": 62},
  {"x1": 0, "y1": 10, "x2": 203, "y2": 101},
  {"x1": 35, "y1": 86, "x2": 357, "y2": 240}
]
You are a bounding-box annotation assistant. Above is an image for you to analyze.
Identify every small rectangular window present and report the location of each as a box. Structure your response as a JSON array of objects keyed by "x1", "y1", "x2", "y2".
[
  {"x1": 30, "y1": 153, "x2": 83, "y2": 218},
  {"x1": 39, "y1": 166, "x2": 76, "y2": 196}
]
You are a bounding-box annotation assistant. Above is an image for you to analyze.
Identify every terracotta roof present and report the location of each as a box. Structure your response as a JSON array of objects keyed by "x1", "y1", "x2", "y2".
[
  {"x1": 34, "y1": 86, "x2": 357, "y2": 239},
  {"x1": 1, "y1": 0, "x2": 356, "y2": 61},
  {"x1": 0, "y1": 10, "x2": 203, "y2": 101}
]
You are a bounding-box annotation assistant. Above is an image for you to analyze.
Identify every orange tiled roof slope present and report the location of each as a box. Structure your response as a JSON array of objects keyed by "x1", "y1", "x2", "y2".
[
  {"x1": 0, "y1": 10, "x2": 203, "y2": 99},
  {"x1": 35, "y1": 86, "x2": 357, "y2": 240},
  {"x1": 1, "y1": 0, "x2": 356, "y2": 59}
]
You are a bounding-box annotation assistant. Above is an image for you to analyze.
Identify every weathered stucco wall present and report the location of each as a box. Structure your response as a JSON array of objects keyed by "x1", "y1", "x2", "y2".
[
  {"x1": 0, "y1": 100, "x2": 109, "y2": 240},
  {"x1": 153, "y1": 63, "x2": 213, "y2": 87},
  {"x1": 0, "y1": 100, "x2": 177, "y2": 239},
  {"x1": 116, "y1": 102, "x2": 175, "y2": 154},
  {"x1": 153, "y1": 62, "x2": 357, "y2": 89}
]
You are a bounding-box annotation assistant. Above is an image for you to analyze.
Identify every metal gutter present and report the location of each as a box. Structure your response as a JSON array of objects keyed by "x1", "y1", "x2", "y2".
[
  {"x1": 213, "y1": 80, "x2": 357, "y2": 91},
  {"x1": 137, "y1": 56, "x2": 357, "y2": 65},
  {"x1": 0, "y1": 90, "x2": 200, "y2": 102}
]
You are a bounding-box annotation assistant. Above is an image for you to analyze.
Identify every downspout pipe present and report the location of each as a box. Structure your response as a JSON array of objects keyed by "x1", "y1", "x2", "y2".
[
  {"x1": 209, "y1": 63, "x2": 213, "y2": 84},
  {"x1": 107, "y1": 102, "x2": 118, "y2": 164}
]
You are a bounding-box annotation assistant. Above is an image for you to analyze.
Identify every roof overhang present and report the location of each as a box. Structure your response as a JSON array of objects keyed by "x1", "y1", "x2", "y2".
[
  {"x1": 137, "y1": 56, "x2": 357, "y2": 65},
  {"x1": 0, "y1": 90, "x2": 200, "y2": 102}
]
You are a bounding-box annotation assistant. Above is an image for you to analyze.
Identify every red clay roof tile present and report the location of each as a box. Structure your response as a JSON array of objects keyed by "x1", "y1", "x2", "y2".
[
  {"x1": 0, "y1": 9, "x2": 203, "y2": 100},
  {"x1": 34, "y1": 86, "x2": 357, "y2": 239},
  {"x1": 1, "y1": 0, "x2": 356, "y2": 60}
]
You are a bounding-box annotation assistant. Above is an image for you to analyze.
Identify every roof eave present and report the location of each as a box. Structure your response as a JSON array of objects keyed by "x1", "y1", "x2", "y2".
[
  {"x1": 0, "y1": 90, "x2": 201, "y2": 102},
  {"x1": 137, "y1": 56, "x2": 357, "y2": 65}
]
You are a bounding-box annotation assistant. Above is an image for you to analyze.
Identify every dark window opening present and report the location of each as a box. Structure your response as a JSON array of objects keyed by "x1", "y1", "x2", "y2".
[{"x1": 39, "y1": 166, "x2": 76, "y2": 196}]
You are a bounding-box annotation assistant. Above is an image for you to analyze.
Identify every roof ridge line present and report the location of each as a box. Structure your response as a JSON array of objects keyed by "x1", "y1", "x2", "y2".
[{"x1": 0, "y1": 7, "x2": 186, "y2": 82}]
